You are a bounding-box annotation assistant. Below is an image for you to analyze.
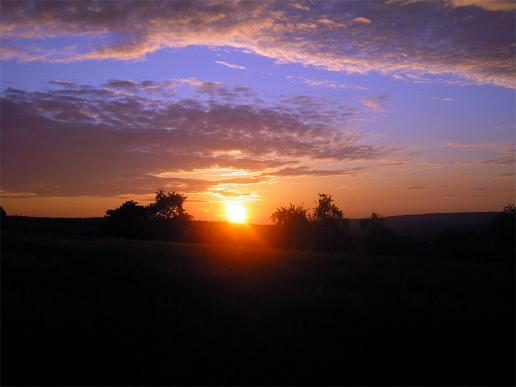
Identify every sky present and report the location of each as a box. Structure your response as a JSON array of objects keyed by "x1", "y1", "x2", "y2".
[{"x1": 0, "y1": 0, "x2": 514, "y2": 223}]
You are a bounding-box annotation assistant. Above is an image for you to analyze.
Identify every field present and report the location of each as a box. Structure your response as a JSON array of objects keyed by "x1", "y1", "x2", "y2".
[{"x1": 2, "y1": 228, "x2": 514, "y2": 385}]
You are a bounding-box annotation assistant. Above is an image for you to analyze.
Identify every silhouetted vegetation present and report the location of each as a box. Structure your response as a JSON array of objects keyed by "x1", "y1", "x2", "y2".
[
  {"x1": 99, "y1": 189, "x2": 192, "y2": 241},
  {"x1": 0, "y1": 206, "x2": 6, "y2": 231},
  {"x1": 270, "y1": 203, "x2": 311, "y2": 249},
  {"x1": 311, "y1": 193, "x2": 349, "y2": 251},
  {"x1": 491, "y1": 204, "x2": 515, "y2": 259},
  {"x1": 269, "y1": 196, "x2": 514, "y2": 260},
  {"x1": 94, "y1": 190, "x2": 515, "y2": 261},
  {"x1": 270, "y1": 193, "x2": 349, "y2": 251},
  {"x1": 429, "y1": 204, "x2": 515, "y2": 262},
  {"x1": 359, "y1": 212, "x2": 413, "y2": 255}
]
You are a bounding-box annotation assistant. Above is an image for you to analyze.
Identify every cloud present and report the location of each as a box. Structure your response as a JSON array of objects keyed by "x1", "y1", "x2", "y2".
[
  {"x1": 451, "y1": 0, "x2": 516, "y2": 11},
  {"x1": 361, "y1": 95, "x2": 390, "y2": 112},
  {"x1": 445, "y1": 141, "x2": 487, "y2": 149},
  {"x1": 443, "y1": 141, "x2": 514, "y2": 152},
  {"x1": 49, "y1": 80, "x2": 77, "y2": 87},
  {"x1": 429, "y1": 97, "x2": 455, "y2": 102},
  {"x1": 290, "y1": 76, "x2": 368, "y2": 90},
  {"x1": 0, "y1": 83, "x2": 387, "y2": 197},
  {"x1": 215, "y1": 60, "x2": 246, "y2": 70},
  {"x1": 407, "y1": 185, "x2": 428, "y2": 189},
  {"x1": 1, "y1": 1, "x2": 514, "y2": 88},
  {"x1": 481, "y1": 156, "x2": 514, "y2": 165},
  {"x1": 352, "y1": 17, "x2": 372, "y2": 24},
  {"x1": 266, "y1": 166, "x2": 365, "y2": 177}
]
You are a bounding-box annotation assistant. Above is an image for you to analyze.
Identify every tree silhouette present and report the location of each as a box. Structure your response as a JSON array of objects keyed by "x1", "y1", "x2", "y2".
[
  {"x1": 490, "y1": 204, "x2": 515, "y2": 260},
  {"x1": 271, "y1": 203, "x2": 311, "y2": 248},
  {"x1": 311, "y1": 193, "x2": 349, "y2": 251},
  {"x1": 312, "y1": 193, "x2": 344, "y2": 223},
  {"x1": 360, "y1": 212, "x2": 384, "y2": 231},
  {"x1": 100, "y1": 189, "x2": 192, "y2": 240},
  {"x1": 360, "y1": 212, "x2": 409, "y2": 255},
  {"x1": 271, "y1": 203, "x2": 310, "y2": 226},
  {"x1": 106, "y1": 200, "x2": 147, "y2": 221},
  {"x1": 147, "y1": 189, "x2": 192, "y2": 221},
  {"x1": 102, "y1": 200, "x2": 149, "y2": 238},
  {"x1": 270, "y1": 194, "x2": 349, "y2": 251},
  {"x1": 0, "y1": 206, "x2": 6, "y2": 232}
]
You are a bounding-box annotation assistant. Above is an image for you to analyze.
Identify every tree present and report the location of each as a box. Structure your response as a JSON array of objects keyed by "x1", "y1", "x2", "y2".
[
  {"x1": 360, "y1": 212, "x2": 407, "y2": 255},
  {"x1": 490, "y1": 204, "x2": 515, "y2": 260},
  {"x1": 99, "y1": 189, "x2": 192, "y2": 240},
  {"x1": 146, "y1": 189, "x2": 192, "y2": 221},
  {"x1": 102, "y1": 200, "x2": 149, "y2": 238},
  {"x1": 271, "y1": 203, "x2": 311, "y2": 248},
  {"x1": 106, "y1": 200, "x2": 147, "y2": 220},
  {"x1": 0, "y1": 206, "x2": 6, "y2": 231},
  {"x1": 312, "y1": 193, "x2": 344, "y2": 223},
  {"x1": 271, "y1": 203, "x2": 310, "y2": 226},
  {"x1": 311, "y1": 193, "x2": 349, "y2": 251},
  {"x1": 360, "y1": 212, "x2": 384, "y2": 231}
]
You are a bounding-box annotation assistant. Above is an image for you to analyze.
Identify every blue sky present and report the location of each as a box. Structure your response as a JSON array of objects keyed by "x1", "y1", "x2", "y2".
[{"x1": 0, "y1": 0, "x2": 514, "y2": 222}]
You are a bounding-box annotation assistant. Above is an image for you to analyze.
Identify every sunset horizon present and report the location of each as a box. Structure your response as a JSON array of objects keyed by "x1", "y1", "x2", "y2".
[
  {"x1": 0, "y1": 0, "x2": 514, "y2": 224},
  {"x1": 1, "y1": 2, "x2": 514, "y2": 386}
]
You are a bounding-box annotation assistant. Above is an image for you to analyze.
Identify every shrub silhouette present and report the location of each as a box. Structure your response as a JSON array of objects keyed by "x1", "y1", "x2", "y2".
[{"x1": 100, "y1": 189, "x2": 192, "y2": 240}]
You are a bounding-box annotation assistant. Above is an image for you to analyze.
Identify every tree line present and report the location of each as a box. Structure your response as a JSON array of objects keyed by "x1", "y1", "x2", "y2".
[
  {"x1": 93, "y1": 189, "x2": 515, "y2": 261},
  {"x1": 2, "y1": 189, "x2": 512, "y2": 261},
  {"x1": 98, "y1": 189, "x2": 192, "y2": 241}
]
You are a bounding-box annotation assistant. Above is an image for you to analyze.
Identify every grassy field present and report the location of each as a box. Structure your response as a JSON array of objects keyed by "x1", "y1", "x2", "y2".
[{"x1": 2, "y1": 230, "x2": 514, "y2": 385}]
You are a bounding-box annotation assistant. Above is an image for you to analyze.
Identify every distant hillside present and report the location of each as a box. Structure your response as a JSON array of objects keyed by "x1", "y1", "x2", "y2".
[
  {"x1": 2, "y1": 211, "x2": 499, "y2": 242},
  {"x1": 2, "y1": 216, "x2": 104, "y2": 237},
  {"x1": 383, "y1": 212, "x2": 497, "y2": 239}
]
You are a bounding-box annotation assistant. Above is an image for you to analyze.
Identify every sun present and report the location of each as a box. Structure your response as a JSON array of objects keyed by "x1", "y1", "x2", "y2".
[{"x1": 225, "y1": 202, "x2": 247, "y2": 223}]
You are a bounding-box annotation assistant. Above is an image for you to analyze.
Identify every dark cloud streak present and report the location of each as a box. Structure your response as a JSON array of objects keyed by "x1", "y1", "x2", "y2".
[
  {"x1": 0, "y1": 83, "x2": 386, "y2": 197},
  {"x1": 1, "y1": 1, "x2": 514, "y2": 87}
]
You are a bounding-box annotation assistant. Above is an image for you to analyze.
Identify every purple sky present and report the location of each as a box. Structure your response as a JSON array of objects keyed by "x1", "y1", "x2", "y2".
[{"x1": 0, "y1": 0, "x2": 514, "y2": 223}]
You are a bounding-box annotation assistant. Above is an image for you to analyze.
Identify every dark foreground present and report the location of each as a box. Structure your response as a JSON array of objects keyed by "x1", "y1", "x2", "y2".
[{"x1": 2, "y1": 231, "x2": 514, "y2": 385}]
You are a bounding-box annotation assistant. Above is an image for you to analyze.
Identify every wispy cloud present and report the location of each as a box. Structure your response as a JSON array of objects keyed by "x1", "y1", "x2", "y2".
[
  {"x1": 290, "y1": 76, "x2": 368, "y2": 90},
  {"x1": 265, "y1": 166, "x2": 365, "y2": 178},
  {"x1": 429, "y1": 97, "x2": 455, "y2": 102},
  {"x1": 1, "y1": 1, "x2": 514, "y2": 87},
  {"x1": 215, "y1": 60, "x2": 246, "y2": 70},
  {"x1": 361, "y1": 95, "x2": 390, "y2": 112}
]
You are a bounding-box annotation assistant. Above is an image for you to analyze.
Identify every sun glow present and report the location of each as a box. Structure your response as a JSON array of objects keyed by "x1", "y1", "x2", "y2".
[{"x1": 225, "y1": 201, "x2": 247, "y2": 223}]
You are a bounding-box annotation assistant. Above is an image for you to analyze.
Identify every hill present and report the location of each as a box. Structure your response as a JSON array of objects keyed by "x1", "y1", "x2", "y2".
[{"x1": 2, "y1": 211, "x2": 498, "y2": 242}]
